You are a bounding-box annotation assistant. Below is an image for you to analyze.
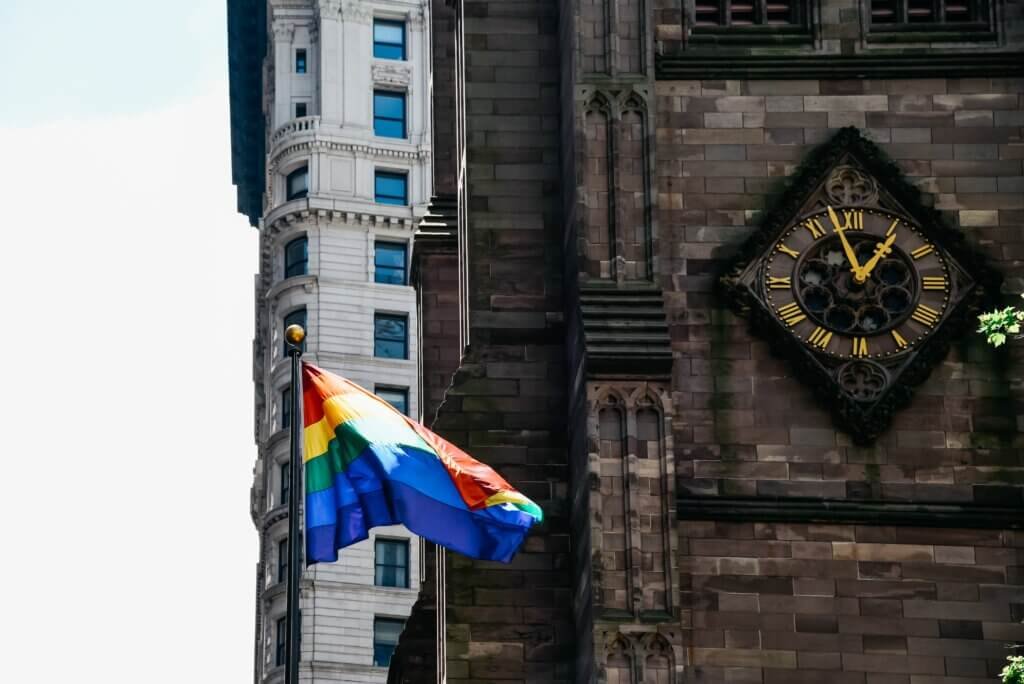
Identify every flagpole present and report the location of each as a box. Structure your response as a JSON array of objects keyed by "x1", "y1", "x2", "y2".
[{"x1": 284, "y1": 324, "x2": 305, "y2": 684}]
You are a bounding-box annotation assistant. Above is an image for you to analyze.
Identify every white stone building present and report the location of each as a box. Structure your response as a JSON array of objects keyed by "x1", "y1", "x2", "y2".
[{"x1": 228, "y1": 1, "x2": 432, "y2": 681}]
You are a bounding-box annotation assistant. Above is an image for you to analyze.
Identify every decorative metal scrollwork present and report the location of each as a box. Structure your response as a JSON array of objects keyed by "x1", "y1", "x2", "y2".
[{"x1": 796, "y1": 234, "x2": 916, "y2": 335}]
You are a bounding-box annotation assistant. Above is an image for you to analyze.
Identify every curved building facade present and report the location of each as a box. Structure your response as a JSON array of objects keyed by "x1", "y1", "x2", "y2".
[{"x1": 232, "y1": 1, "x2": 433, "y2": 682}]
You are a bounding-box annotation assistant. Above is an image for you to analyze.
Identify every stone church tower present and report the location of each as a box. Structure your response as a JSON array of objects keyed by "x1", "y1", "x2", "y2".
[
  {"x1": 390, "y1": 0, "x2": 1024, "y2": 682},
  {"x1": 232, "y1": 0, "x2": 1024, "y2": 682}
]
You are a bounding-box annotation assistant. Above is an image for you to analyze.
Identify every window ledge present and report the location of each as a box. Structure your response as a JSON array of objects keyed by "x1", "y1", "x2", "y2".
[
  {"x1": 263, "y1": 580, "x2": 286, "y2": 602},
  {"x1": 690, "y1": 26, "x2": 812, "y2": 46},
  {"x1": 656, "y1": 51, "x2": 1024, "y2": 79},
  {"x1": 267, "y1": 274, "x2": 316, "y2": 302},
  {"x1": 267, "y1": 427, "x2": 290, "y2": 450},
  {"x1": 867, "y1": 28, "x2": 997, "y2": 44}
]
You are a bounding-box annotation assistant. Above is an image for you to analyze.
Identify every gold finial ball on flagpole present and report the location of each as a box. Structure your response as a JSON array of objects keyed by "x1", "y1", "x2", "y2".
[{"x1": 285, "y1": 324, "x2": 306, "y2": 346}]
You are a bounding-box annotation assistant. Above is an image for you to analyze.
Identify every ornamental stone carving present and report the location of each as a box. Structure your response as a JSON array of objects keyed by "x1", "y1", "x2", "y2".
[
  {"x1": 272, "y1": 22, "x2": 296, "y2": 43},
  {"x1": 825, "y1": 164, "x2": 879, "y2": 206},
  {"x1": 340, "y1": 1, "x2": 373, "y2": 24},
  {"x1": 408, "y1": 7, "x2": 426, "y2": 30},
  {"x1": 315, "y1": 0, "x2": 343, "y2": 14},
  {"x1": 373, "y1": 62, "x2": 412, "y2": 88}
]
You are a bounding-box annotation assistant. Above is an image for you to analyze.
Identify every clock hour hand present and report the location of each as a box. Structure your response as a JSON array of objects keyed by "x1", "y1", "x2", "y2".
[
  {"x1": 827, "y1": 205, "x2": 864, "y2": 278},
  {"x1": 856, "y1": 233, "x2": 898, "y2": 283}
]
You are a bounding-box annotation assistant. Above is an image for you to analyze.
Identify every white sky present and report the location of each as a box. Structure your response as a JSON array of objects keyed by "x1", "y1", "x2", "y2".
[{"x1": 0, "y1": 2, "x2": 259, "y2": 681}]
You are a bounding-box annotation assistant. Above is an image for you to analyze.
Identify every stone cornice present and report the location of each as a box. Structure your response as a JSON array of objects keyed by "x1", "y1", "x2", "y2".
[
  {"x1": 268, "y1": 116, "x2": 432, "y2": 166},
  {"x1": 271, "y1": 139, "x2": 431, "y2": 167},
  {"x1": 263, "y1": 204, "x2": 421, "y2": 237},
  {"x1": 264, "y1": 426, "x2": 290, "y2": 451},
  {"x1": 656, "y1": 51, "x2": 1024, "y2": 80},
  {"x1": 260, "y1": 505, "x2": 289, "y2": 532},
  {"x1": 679, "y1": 496, "x2": 1024, "y2": 529},
  {"x1": 266, "y1": 274, "x2": 317, "y2": 302},
  {"x1": 296, "y1": 576, "x2": 418, "y2": 595}
]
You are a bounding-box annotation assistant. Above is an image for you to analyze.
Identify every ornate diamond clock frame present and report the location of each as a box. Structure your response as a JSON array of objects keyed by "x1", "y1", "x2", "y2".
[{"x1": 721, "y1": 128, "x2": 999, "y2": 444}]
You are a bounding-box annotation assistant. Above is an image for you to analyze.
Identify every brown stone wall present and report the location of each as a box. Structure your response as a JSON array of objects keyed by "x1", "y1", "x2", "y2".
[
  {"x1": 583, "y1": 105, "x2": 612, "y2": 279},
  {"x1": 680, "y1": 521, "x2": 1024, "y2": 682},
  {"x1": 417, "y1": 246, "x2": 461, "y2": 423},
  {"x1": 432, "y1": 0, "x2": 457, "y2": 196},
  {"x1": 617, "y1": 103, "x2": 651, "y2": 281},
  {"x1": 658, "y1": 77, "x2": 1024, "y2": 679},
  {"x1": 439, "y1": 0, "x2": 574, "y2": 682},
  {"x1": 657, "y1": 77, "x2": 1024, "y2": 496}
]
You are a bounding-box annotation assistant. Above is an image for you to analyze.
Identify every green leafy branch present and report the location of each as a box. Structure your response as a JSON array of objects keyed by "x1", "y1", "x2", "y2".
[
  {"x1": 1002, "y1": 655, "x2": 1024, "y2": 684},
  {"x1": 978, "y1": 293, "x2": 1024, "y2": 348}
]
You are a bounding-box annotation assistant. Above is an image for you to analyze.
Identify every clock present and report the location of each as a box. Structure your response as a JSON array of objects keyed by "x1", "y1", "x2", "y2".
[
  {"x1": 765, "y1": 206, "x2": 950, "y2": 360},
  {"x1": 721, "y1": 128, "x2": 997, "y2": 443}
]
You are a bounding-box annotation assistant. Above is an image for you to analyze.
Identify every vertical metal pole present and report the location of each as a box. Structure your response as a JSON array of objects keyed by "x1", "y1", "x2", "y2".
[
  {"x1": 285, "y1": 327, "x2": 304, "y2": 684},
  {"x1": 436, "y1": 546, "x2": 446, "y2": 684}
]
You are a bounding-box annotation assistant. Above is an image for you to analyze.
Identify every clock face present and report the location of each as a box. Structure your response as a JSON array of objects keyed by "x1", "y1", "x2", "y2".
[
  {"x1": 722, "y1": 131, "x2": 992, "y2": 443},
  {"x1": 763, "y1": 206, "x2": 951, "y2": 360}
]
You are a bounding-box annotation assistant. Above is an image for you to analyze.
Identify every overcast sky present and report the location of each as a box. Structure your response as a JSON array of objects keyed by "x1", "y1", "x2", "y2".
[{"x1": 0, "y1": 2, "x2": 259, "y2": 681}]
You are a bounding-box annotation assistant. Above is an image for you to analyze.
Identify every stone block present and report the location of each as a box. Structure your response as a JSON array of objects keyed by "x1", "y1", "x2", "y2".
[
  {"x1": 804, "y1": 95, "x2": 889, "y2": 112},
  {"x1": 692, "y1": 647, "x2": 797, "y2": 668},
  {"x1": 715, "y1": 96, "x2": 766, "y2": 113},
  {"x1": 841, "y1": 653, "x2": 944, "y2": 674},
  {"x1": 933, "y1": 94, "x2": 1018, "y2": 110}
]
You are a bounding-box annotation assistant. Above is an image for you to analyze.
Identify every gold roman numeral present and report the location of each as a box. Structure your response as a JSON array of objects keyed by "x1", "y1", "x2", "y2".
[
  {"x1": 777, "y1": 302, "x2": 806, "y2": 327},
  {"x1": 841, "y1": 210, "x2": 864, "y2": 231},
  {"x1": 767, "y1": 276, "x2": 791, "y2": 289},
  {"x1": 802, "y1": 218, "x2": 826, "y2": 240},
  {"x1": 776, "y1": 242, "x2": 800, "y2": 259},
  {"x1": 891, "y1": 330, "x2": 908, "y2": 349},
  {"x1": 922, "y1": 276, "x2": 946, "y2": 291},
  {"x1": 911, "y1": 244, "x2": 934, "y2": 260},
  {"x1": 851, "y1": 337, "x2": 869, "y2": 357},
  {"x1": 911, "y1": 303, "x2": 941, "y2": 327},
  {"x1": 885, "y1": 218, "x2": 899, "y2": 237},
  {"x1": 807, "y1": 326, "x2": 833, "y2": 350}
]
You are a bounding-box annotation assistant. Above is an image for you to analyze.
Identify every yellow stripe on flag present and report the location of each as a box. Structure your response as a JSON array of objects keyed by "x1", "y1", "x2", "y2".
[
  {"x1": 303, "y1": 392, "x2": 429, "y2": 462},
  {"x1": 484, "y1": 491, "x2": 533, "y2": 508},
  {"x1": 303, "y1": 416, "x2": 335, "y2": 463}
]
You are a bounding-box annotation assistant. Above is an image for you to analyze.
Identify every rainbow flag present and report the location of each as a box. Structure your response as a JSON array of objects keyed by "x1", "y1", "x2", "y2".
[{"x1": 301, "y1": 362, "x2": 543, "y2": 564}]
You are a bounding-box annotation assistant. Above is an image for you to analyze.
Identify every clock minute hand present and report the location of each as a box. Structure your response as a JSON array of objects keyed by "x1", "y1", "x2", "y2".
[
  {"x1": 856, "y1": 233, "x2": 898, "y2": 283},
  {"x1": 827, "y1": 206, "x2": 864, "y2": 277}
]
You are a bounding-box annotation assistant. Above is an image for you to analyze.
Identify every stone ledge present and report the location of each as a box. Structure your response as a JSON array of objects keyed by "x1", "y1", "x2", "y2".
[
  {"x1": 656, "y1": 52, "x2": 1024, "y2": 81},
  {"x1": 679, "y1": 496, "x2": 1024, "y2": 529}
]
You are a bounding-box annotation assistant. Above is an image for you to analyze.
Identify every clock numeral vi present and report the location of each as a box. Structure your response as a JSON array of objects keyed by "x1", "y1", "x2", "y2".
[
  {"x1": 776, "y1": 243, "x2": 800, "y2": 259},
  {"x1": 851, "y1": 337, "x2": 869, "y2": 357},
  {"x1": 911, "y1": 244, "x2": 934, "y2": 260},
  {"x1": 777, "y1": 302, "x2": 806, "y2": 327},
  {"x1": 767, "y1": 276, "x2": 791, "y2": 289},
  {"x1": 911, "y1": 304, "x2": 941, "y2": 327},
  {"x1": 922, "y1": 276, "x2": 946, "y2": 291},
  {"x1": 807, "y1": 326, "x2": 833, "y2": 350},
  {"x1": 891, "y1": 330, "x2": 908, "y2": 350}
]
